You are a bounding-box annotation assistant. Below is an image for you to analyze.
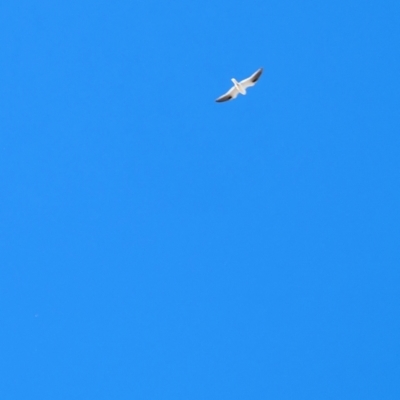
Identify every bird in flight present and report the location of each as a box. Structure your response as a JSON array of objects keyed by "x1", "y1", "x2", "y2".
[{"x1": 215, "y1": 68, "x2": 263, "y2": 103}]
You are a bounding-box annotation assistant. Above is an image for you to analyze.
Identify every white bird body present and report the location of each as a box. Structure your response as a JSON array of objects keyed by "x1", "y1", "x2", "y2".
[
  {"x1": 216, "y1": 68, "x2": 263, "y2": 102},
  {"x1": 231, "y1": 78, "x2": 246, "y2": 95}
]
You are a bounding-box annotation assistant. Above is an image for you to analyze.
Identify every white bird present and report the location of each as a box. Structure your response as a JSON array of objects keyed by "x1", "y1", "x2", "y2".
[{"x1": 215, "y1": 68, "x2": 263, "y2": 103}]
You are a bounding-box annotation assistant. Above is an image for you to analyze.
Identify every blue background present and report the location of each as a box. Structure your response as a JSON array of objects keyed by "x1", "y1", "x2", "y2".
[{"x1": 1, "y1": 1, "x2": 400, "y2": 399}]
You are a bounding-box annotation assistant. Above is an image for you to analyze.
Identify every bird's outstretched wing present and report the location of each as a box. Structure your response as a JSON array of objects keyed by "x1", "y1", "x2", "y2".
[
  {"x1": 215, "y1": 86, "x2": 239, "y2": 102},
  {"x1": 239, "y1": 68, "x2": 263, "y2": 90}
]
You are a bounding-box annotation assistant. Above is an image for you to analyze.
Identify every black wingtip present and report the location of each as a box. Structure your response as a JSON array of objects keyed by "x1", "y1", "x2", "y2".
[
  {"x1": 215, "y1": 96, "x2": 232, "y2": 103},
  {"x1": 251, "y1": 68, "x2": 263, "y2": 83}
]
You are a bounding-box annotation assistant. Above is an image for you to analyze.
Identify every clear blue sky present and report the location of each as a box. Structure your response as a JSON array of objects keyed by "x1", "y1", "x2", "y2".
[{"x1": 1, "y1": 1, "x2": 400, "y2": 399}]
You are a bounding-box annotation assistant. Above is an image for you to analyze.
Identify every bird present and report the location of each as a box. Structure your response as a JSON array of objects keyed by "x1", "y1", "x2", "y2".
[{"x1": 215, "y1": 68, "x2": 263, "y2": 102}]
